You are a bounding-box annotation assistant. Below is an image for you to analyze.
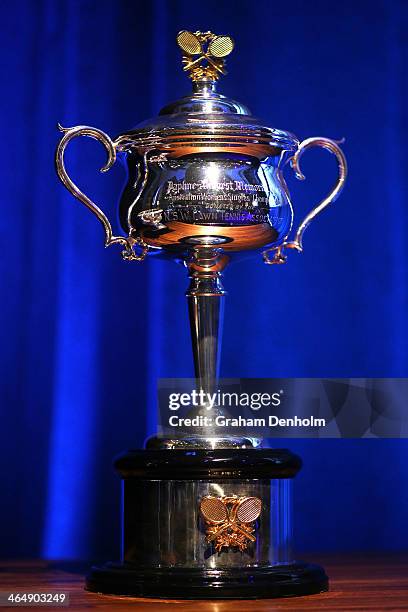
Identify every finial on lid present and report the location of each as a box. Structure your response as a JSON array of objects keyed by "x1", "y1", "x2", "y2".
[{"x1": 176, "y1": 30, "x2": 234, "y2": 82}]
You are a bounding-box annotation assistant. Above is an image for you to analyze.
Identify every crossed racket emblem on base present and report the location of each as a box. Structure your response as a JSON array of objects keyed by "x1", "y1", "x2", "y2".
[{"x1": 200, "y1": 495, "x2": 262, "y2": 552}]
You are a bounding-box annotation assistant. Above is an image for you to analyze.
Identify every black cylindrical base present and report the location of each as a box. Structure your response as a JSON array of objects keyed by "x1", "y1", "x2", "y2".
[
  {"x1": 87, "y1": 449, "x2": 328, "y2": 600},
  {"x1": 86, "y1": 562, "x2": 328, "y2": 599}
]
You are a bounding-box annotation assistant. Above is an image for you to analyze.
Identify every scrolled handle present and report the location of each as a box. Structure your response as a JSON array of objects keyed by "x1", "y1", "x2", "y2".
[
  {"x1": 263, "y1": 137, "x2": 347, "y2": 264},
  {"x1": 55, "y1": 124, "x2": 147, "y2": 261}
]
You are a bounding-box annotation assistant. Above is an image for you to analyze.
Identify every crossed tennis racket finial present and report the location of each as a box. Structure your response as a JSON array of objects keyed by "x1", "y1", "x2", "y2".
[
  {"x1": 200, "y1": 495, "x2": 262, "y2": 552},
  {"x1": 176, "y1": 30, "x2": 234, "y2": 82}
]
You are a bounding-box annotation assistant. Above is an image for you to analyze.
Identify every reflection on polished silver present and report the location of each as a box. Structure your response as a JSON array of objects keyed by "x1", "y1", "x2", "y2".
[
  {"x1": 186, "y1": 249, "x2": 226, "y2": 404},
  {"x1": 125, "y1": 149, "x2": 168, "y2": 235},
  {"x1": 145, "y1": 435, "x2": 261, "y2": 450},
  {"x1": 122, "y1": 480, "x2": 290, "y2": 567},
  {"x1": 200, "y1": 495, "x2": 262, "y2": 552},
  {"x1": 263, "y1": 137, "x2": 348, "y2": 265},
  {"x1": 137, "y1": 209, "x2": 166, "y2": 230}
]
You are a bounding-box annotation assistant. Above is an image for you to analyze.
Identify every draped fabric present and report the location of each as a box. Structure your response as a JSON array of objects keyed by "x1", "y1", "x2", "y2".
[{"x1": 1, "y1": 0, "x2": 407, "y2": 559}]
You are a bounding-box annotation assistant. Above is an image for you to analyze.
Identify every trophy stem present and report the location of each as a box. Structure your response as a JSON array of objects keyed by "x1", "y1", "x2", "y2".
[
  {"x1": 186, "y1": 249, "x2": 227, "y2": 396},
  {"x1": 146, "y1": 249, "x2": 257, "y2": 449}
]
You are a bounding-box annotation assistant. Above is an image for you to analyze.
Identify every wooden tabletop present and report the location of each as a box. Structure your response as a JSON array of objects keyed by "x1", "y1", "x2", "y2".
[{"x1": 1, "y1": 555, "x2": 407, "y2": 610}]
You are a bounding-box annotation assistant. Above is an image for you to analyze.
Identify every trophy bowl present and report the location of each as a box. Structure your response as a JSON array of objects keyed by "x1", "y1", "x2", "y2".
[
  {"x1": 55, "y1": 29, "x2": 347, "y2": 600},
  {"x1": 56, "y1": 31, "x2": 346, "y2": 265},
  {"x1": 116, "y1": 103, "x2": 297, "y2": 254}
]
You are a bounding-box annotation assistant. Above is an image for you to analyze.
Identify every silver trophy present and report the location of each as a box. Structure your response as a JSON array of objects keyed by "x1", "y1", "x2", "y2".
[{"x1": 55, "y1": 30, "x2": 347, "y2": 599}]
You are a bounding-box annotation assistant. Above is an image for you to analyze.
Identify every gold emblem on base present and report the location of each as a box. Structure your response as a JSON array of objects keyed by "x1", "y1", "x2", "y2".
[{"x1": 200, "y1": 495, "x2": 262, "y2": 552}]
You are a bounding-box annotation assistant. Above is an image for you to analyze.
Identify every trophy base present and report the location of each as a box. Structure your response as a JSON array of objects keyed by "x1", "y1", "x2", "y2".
[
  {"x1": 87, "y1": 448, "x2": 328, "y2": 600},
  {"x1": 86, "y1": 562, "x2": 328, "y2": 599}
]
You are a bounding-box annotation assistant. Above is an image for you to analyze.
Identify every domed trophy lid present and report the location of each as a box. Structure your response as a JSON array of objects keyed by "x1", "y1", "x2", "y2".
[{"x1": 115, "y1": 30, "x2": 299, "y2": 158}]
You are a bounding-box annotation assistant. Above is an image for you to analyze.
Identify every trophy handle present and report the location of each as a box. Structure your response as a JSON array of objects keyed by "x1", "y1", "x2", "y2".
[
  {"x1": 55, "y1": 124, "x2": 148, "y2": 261},
  {"x1": 263, "y1": 137, "x2": 347, "y2": 264}
]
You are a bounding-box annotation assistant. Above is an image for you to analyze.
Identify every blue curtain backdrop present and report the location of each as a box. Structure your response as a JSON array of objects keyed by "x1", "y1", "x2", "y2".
[{"x1": 1, "y1": 0, "x2": 408, "y2": 559}]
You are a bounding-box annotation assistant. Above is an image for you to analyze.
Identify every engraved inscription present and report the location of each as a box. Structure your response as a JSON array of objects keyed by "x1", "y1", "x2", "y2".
[
  {"x1": 163, "y1": 208, "x2": 270, "y2": 224},
  {"x1": 160, "y1": 178, "x2": 281, "y2": 225},
  {"x1": 165, "y1": 179, "x2": 266, "y2": 195},
  {"x1": 164, "y1": 179, "x2": 270, "y2": 206}
]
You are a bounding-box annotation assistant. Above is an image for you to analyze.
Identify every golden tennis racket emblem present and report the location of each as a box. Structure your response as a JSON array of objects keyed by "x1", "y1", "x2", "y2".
[
  {"x1": 200, "y1": 495, "x2": 262, "y2": 552},
  {"x1": 176, "y1": 30, "x2": 234, "y2": 82}
]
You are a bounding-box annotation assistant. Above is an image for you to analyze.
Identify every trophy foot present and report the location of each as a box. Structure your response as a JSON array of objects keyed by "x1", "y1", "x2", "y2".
[
  {"x1": 145, "y1": 434, "x2": 262, "y2": 449},
  {"x1": 85, "y1": 562, "x2": 328, "y2": 599}
]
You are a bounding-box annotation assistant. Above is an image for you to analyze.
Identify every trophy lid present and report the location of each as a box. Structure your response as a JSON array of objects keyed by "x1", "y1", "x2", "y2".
[{"x1": 115, "y1": 31, "x2": 299, "y2": 158}]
